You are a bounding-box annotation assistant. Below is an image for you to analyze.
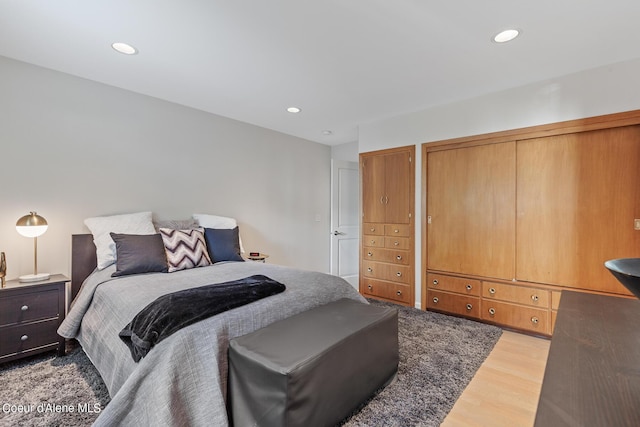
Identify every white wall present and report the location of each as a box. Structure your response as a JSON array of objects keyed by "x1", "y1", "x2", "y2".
[
  {"x1": 331, "y1": 141, "x2": 358, "y2": 162},
  {"x1": 0, "y1": 56, "x2": 332, "y2": 280},
  {"x1": 359, "y1": 57, "x2": 640, "y2": 308}
]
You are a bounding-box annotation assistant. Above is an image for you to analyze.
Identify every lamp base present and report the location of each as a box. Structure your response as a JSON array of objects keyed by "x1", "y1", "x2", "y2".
[{"x1": 19, "y1": 273, "x2": 50, "y2": 283}]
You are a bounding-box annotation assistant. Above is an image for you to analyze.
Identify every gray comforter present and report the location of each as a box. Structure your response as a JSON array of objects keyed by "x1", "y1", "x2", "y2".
[{"x1": 58, "y1": 261, "x2": 366, "y2": 426}]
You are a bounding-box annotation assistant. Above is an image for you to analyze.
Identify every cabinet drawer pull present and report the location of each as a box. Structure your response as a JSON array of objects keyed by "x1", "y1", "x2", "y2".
[
  {"x1": 367, "y1": 267, "x2": 373, "y2": 272},
  {"x1": 466, "y1": 303, "x2": 473, "y2": 311},
  {"x1": 370, "y1": 227, "x2": 375, "y2": 232},
  {"x1": 393, "y1": 241, "x2": 399, "y2": 246},
  {"x1": 394, "y1": 229, "x2": 399, "y2": 233},
  {"x1": 489, "y1": 287, "x2": 496, "y2": 295},
  {"x1": 370, "y1": 240, "x2": 376, "y2": 245},
  {"x1": 531, "y1": 316, "x2": 539, "y2": 324},
  {"x1": 367, "y1": 284, "x2": 373, "y2": 290},
  {"x1": 432, "y1": 279, "x2": 438, "y2": 286},
  {"x1": 380, "y1": 196, "x2": 384, "y2": 204},
  {"x1": 367, "y1": 252, "x2": 373, "y2": 257},
  {"x1": 531, "y1": 294, "x2": 539, "y2": 302},
  {"x1": 396, "y1": 290, "x2": 402, "y2": 296},
  {"x1": 396, "y1": 255, "x2": 402, "y2": 261},
  {"x1": 21, "y1": 305, "x2": 29, "y2": 311},
  {"x1": 466, "y1": 284, "x2": 472, "y2": 291},
  {"x1": 432, "y1": 297, "x2": 439, "y2": 304},
  {"x1": 488, "y1": 308, "x2": 496, "y2": 316},
  {"x1": 396, "y1": 272, "x2": 402, "y2": 277},
  {"x1": 21, "y1": 335, "x2": 28, "y2": 341}
]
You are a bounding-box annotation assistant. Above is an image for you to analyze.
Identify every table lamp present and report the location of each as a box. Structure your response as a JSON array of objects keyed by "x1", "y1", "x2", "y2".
[{"x1": 16, "y1": 211, "x2": 50, "y2": 282}]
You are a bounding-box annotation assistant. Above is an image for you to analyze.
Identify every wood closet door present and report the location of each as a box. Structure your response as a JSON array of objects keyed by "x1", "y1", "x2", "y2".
[
  {"x1": 384, "y1": 151, "x2": 412, "y2": 224},
  {"x1": 427, "y1": 142, "x2": 516, "y2": 279},
  {"x1": 361, "y1": 154, "x2": 386, "y2": 223},
  {"x1": 516, "y1": 126, "x2": 640, "y2": 294}
]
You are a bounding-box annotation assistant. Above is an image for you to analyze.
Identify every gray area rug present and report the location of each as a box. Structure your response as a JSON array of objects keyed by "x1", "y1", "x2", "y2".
[{"x1": 0, "y1": 300, "x2": 502, "y2": 427}]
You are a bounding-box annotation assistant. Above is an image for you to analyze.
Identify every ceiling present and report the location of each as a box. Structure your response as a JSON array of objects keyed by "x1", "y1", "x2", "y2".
[{"x1": 1, "y1": 1, "x2": 639, "y2": 145}]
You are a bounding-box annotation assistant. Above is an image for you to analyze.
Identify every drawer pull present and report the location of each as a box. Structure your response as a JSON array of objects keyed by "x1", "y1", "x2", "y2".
[
  {"x1": 396, "y1": 290, "x2": 402, "y2": 296},
  {"x1": 466, "y1": 303, "x2": 473, "y2": 311},
  {"x1": 396, "y1": 272, "x2": 402, "y2": 277},
  {"x1": 370, "y1": 240, "x2": 376, "y2": 245},
  {"x1": 393, "y1": 241, "x2": 399, "y2": 246},
  {"x1": 488, "y1": 308, "x2": 496, "y2": 316},
  {"x1": 531, "y1": 316, "x2": 539, "y2": 324},
  {"x1": 21, "y1": 335, "x2": 28, "y2": 341},
  {"x1": 396, "y1": 255, "x2": 402, "y2": 261},
  {"x1": 531, "y1": 295, "x2": 539, "y2": 302},
  {"x1": 367, "y1": 267, "x2": 373, "y2": 273},
  {"x1": 489, "y1": 287, "x2": 496, "y2": 295},
  {"x1": 367, "y1": 252, "x2": 373, "y2": 257},
  {"x1": 21, "y1": 305, "x2": 29, "y2": 311},
  {"x1": 466, "y1": 284, "x2": 472, "y2": 291},
  {"x1": 367, "y1": 284, "x2": 373, "y2": 290},
  {"x1": 432, "y1": 297, "x2": 439, "y2": 304},
  {"x1": 394, "y1": 229, "x2": 399, "y2": 233},
  {"x1": 370, "y1": 227, "x2": 375, "y2": 232},
  {"x1": 432, "y1": 279, "x2": 438, "y2": 286}
]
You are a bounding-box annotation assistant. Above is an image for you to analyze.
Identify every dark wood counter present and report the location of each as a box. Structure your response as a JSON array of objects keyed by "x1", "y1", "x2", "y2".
[{"x1": 535, "y1": 291, "x2": 640, "y2": 426}]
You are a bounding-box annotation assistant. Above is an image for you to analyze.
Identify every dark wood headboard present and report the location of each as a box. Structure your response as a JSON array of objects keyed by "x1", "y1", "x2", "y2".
[{"x1": 71, "y1": 234, "x2": 97, "y2": 300}]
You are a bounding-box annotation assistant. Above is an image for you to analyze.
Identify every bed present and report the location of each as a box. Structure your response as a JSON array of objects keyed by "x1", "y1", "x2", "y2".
[{"x1": 59, "y1": 233, "x2": 366, "y2": 426}]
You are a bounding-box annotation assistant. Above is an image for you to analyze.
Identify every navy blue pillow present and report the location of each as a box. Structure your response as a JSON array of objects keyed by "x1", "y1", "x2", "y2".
[
  {"x1": 110, "y1": 233, "x2": 168, "y2": 277},
  {"x1": 204, "y1": 227, "x2": 244, "y2": 263}
]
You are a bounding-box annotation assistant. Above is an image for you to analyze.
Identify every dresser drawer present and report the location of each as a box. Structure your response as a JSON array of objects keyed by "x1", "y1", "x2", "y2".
[
  {"x1": 427, "y1": 290, "x2": 480, "y2": 318},
  {"x1": 363, "y1": 223, "x2": 385, "y2": 236},
  {"x1": 361, "y1": 278, "x2": 411, "y2": 304},
  {"x1": 481, "y1": 300, "x2": 549, "y2": 334},
  {"x1": 383, "y1": 236, "x2": 410, "y2": 250},
  {"x1": 363, "y1": 235, "x2": 385, "y2": 248},
  {"x1": 0, "y1": 289, "x2": 60, "y2": 327},
  {"x1": 0, "y1": 319, "x2": 61, "y2": 358},
  {"x1": 362, "y1": 261, "x2": 411, "y2": 284},
  {"x1": 363, "y1": 248, "x2": 410, "y2": 265},
  {"x1": 482, "y1": 282, "x2": 550, "y2": 308},
  {"x1": 385, "y1": 224, "x2": 411, "y2": 237},
  {"x1": 427, "y1": 273, "x2": 481, "y2": 296}
]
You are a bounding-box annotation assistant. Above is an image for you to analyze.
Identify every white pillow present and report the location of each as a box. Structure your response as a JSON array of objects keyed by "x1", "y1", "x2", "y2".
[
  {"x1": 193, "y1": 213, "x2": 245, "y2": 253},
  {"x1": 84, "y1": 211, "x2": 156, "y2": 270}
]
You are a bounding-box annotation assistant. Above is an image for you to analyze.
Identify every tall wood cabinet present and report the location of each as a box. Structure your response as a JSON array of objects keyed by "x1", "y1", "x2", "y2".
[
  {"x1": 423, "y1": 111, "x2": 640, "y2": 336},
  {"x1": 360, "y1": 146, "x2": 415, "y2": 306}
]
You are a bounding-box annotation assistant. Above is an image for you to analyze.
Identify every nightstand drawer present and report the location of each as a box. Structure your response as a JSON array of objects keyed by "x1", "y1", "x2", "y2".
[
  {"x1": 0, "y1": 289, "x2": 60, "y2": 327},
  {"x1": 0, "y1": 319, "x2": 61, "y2": 358}
]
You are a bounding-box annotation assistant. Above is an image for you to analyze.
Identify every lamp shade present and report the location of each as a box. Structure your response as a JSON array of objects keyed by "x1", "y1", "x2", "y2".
[{"x1": 16, "y1": 212, "x2": 48, "y2": 237}]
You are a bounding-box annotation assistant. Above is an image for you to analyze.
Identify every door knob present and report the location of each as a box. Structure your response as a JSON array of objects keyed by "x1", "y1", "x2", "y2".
[{"x1": 332, "y1": 231, "x2": 346, "y2": 236}]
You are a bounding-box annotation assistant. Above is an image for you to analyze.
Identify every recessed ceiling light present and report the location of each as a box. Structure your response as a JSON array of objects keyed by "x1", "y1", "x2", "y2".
[
  {"x1": 112, "y1": 42, "x2": 138, "y2": 55},
  {"x1": 287, "y1": 107, "x2": 301, "y2": 113},
  {"x1": 493, "y1": 29, "x2": 520, "y2": 43}
]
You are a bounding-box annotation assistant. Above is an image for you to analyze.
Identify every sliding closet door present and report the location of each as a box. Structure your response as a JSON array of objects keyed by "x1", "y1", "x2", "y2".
[
  {"x1": 516, "y1": 126, "x2": 640, "y2": 293},
  {"x1": 427, "y1": 141, "x2": 516, "y2": 280}
]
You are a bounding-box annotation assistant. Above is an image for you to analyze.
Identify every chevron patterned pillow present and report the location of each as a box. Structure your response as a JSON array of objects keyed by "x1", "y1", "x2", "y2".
[{"x1": 159, "y1": 227, "x2": 212, "y2": 272}]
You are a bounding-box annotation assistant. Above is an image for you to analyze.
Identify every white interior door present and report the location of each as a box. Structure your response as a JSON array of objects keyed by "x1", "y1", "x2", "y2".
[{"x1": 330, "y1": 160, "x2": 359, "y2": 290}]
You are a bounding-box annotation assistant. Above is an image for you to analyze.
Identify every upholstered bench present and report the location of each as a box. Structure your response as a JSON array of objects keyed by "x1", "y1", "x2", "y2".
[{"x1": 228, "y1": 298, "x2": 398, "y2": 427}]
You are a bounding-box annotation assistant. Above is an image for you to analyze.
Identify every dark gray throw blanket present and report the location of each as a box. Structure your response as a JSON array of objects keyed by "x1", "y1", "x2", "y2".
[{"x1": 119, "y1": 274, "x2": 286, "y2": 362}]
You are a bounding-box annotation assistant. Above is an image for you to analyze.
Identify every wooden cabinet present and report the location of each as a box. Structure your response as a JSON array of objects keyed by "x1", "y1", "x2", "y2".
[
  {"x1": 361, "y1": 148, "x2": 412, "y2": 224},
  {"x1": 423, "y1": 110, "x2": 640, "y2": 336},
  {"x1": 0, "y1": 275, "x2": 67, "y2": 363},
  {"x1": 361, "y1": 146, "x2": 415, "y2": 306},
  {"x1": 516, "y1": 126, "x2": 640, "y2": 292},
  {"x1": 427, "y1": 142, "x2": 516, "y2": 280}
]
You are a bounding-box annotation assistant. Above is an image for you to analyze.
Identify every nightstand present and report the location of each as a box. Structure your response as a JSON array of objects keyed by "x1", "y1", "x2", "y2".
[
  {"x1": 246, "y1": 253, "x2": 269, "y2": 263},
  {"x1": 0, "y1": 274, "x2": 68, "y2": 363}
]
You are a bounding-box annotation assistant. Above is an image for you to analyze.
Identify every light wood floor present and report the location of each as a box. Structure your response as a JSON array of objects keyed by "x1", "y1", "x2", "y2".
[{"x1": 441, "y1": 331, "x2": 551, "y2": 427}]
